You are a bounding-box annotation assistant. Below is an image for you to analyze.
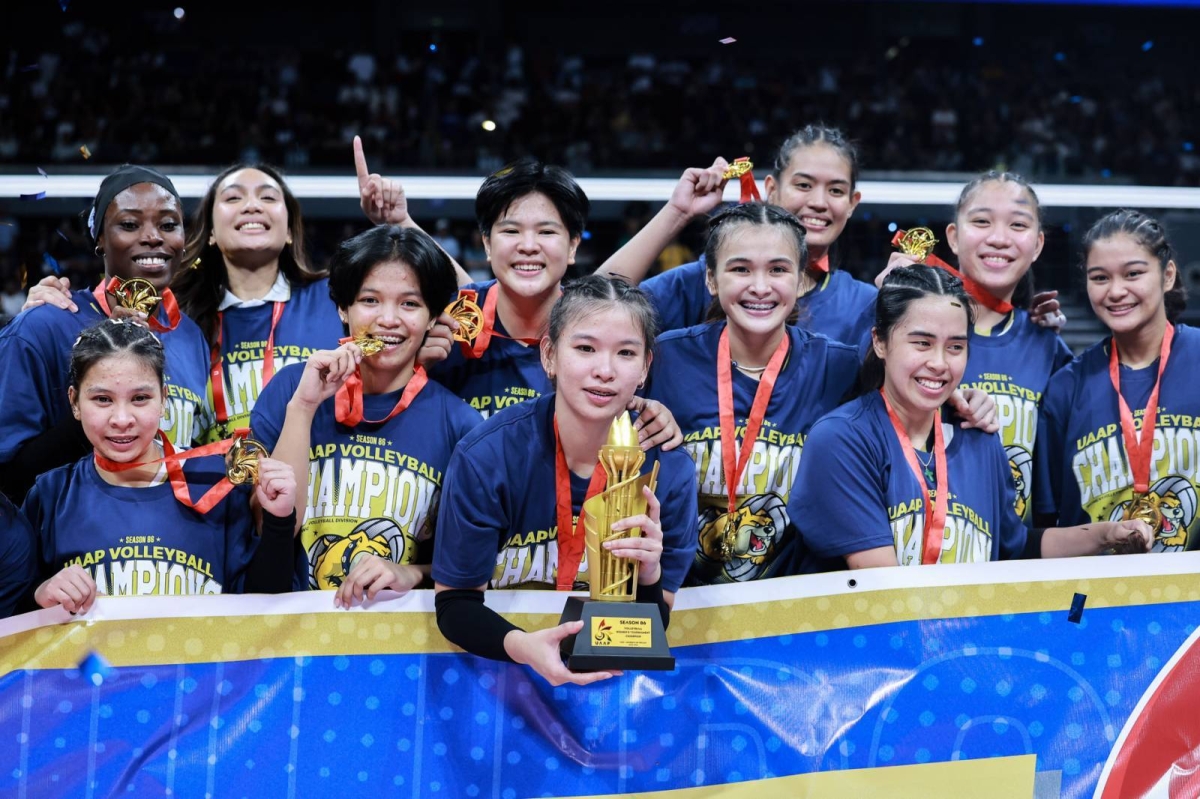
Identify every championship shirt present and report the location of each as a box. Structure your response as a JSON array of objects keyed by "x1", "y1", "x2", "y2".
[
  {"x1": 640, "y1": 257, "x2": 878, "y2": 345},
  {"x1": 198, "y1": 278, "x2": 344, "y2": 442},
  {"x1": 646, "y1": 322, "x2": 860, "y2": 584},
  {"x1": 432, "y1": 394, "x2": 698, "y2": 593},
  {"x1": 789, "y1": 391, "x2": 1028, "y2": 574},
  {"x1": 0, "y1": 289, "x2": 209, "y2": 459},
  {"x1": 252, "y1": 362, "x2": 481, "y2": 589},
  {"x1": 1035, "y1": 324, "x2": 1200, "y2": 553},
  {"x1": 958, "y1": 310, "x2": 1073, "y2": 522},
  {"x1": 22, "y1": 454, "x2": 282, "y2": 596},
  {"x1": 427, "y1": 280, "x2": 550, "y2": 418},
  {"x1": 0, "y1": 493, "x2": 34, "y2": 618}
]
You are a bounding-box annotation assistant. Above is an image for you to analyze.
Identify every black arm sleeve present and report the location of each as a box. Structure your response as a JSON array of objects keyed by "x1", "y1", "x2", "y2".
[
  {"x1": 0, "y1": 415, "x2": 89, "y2": 505},
  {"x1": 636, "y1": 577, "x2": 671, "y2": 629},
  {"x1": 435, "y1": 589, "x2": 519, "y2": 663},
  {"x1": 1023, "y1": 527, "x2": 1048, "y2": 560},
  {"x1": 242, "y1": 509, "x2": 298, "y2": 594}
]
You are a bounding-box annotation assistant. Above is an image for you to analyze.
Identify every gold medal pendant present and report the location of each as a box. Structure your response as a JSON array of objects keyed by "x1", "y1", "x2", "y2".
[
  {"x1": 445, "y1": 294, "x2": 484, "y2": 344},
  {"x1": 112, "y1": 277, "x2": 162, "y2": 315},
  {"x1": 352, "y1": 333, "x2": 387, "y2": 357},
  {"x1": 1124, "y1": 492, "x2": 1164, "y2": 536},
  {"x1": 894, "y1": 227, "x2": 940, "y2": 262},
  {"x1": 717, "y1": 515, "x2": 739, "y2": 562},
  {"x1": 225, "y1": 436, "x2": 268, "y2": 486},
  {"x1": 722, "y1": 157, "x2": 754, "y2": 180}
]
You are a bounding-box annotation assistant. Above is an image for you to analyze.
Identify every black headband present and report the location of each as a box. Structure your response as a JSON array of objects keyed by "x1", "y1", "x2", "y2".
[{"x1": 88, "y1": 165, "x2": 182, "y2": 241}]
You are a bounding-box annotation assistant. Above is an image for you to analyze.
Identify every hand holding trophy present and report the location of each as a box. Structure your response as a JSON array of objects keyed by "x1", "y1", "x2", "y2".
[{"x1": 559, "y1": 412, "x2": 675, "y2": 671}]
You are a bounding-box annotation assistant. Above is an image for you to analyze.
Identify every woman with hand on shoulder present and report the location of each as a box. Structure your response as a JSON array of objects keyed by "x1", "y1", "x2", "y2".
[
  {"x1": 432, "y1": 275, "x2": 698, "y2": 687},
  {"x1": 788, "y1": 265, "x2": 1149, "y2": 574},
  {"x1": 0, "y1": 165, "x2": 209, "y2": 503},
  {"x1": 23, "y1": 320, "x2": 300, "y2": 614},
  {"x1": 251, "y1": 226, "x2": 481, "y2": 607},
  {"x1": 1036, "y1": 211, "x2": 1200, "y2": 552}
]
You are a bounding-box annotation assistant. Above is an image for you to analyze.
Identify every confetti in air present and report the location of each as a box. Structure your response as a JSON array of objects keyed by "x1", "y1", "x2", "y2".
[
  {"x1": 719, "y1": 37, "x2": 737, "y2": 44},
  {"x1": 56, "y1": 229, "x2": 69, "y2": 242},
  {"x1": 37, "y1": 167, "x2": 48, "y2": 178},
  {"x1": 79, "y1": 651, "x2": 115, "y2": 687},
  {"x1": 19, "y1": 192, "x2": 46, "y2": 201},
  {"x1": 80, "y1": 145, "x2": 92, "y2": 159},
  {"x1": 18, "y1": 264, "x2": 27, "y2": 290},
  {"x1": 43, "y1": 253, "x2": 62, "y2": 275}
]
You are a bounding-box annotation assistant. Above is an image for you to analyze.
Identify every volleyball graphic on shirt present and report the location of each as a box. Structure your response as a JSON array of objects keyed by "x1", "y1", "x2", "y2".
[{"x1": 1106, "y1": 475, "x2": 1197, "y2": 553}]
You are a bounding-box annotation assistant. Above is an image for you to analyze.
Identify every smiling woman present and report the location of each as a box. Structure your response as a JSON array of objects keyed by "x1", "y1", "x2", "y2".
[
  {"x1": 0, "y1": 165, "x2": 210, "y2": 503},
  {"x1": 249, "y1": 225, "x2": 481, "y2": 606}
]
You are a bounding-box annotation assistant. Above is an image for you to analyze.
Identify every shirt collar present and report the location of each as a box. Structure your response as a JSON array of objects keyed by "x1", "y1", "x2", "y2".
[{"x1": 218, "y1": 271, "x2": 291, "y2": 310}]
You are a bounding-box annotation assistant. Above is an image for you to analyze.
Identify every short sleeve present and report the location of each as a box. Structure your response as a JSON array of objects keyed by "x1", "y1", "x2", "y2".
[
  {"x1": 0, "y1": 330, "x2": 59, "y2": 462},
  {"x1": 641, "y1": 261, "x2": 711, "y2": 332},
  {"x1": 249, "y1": 366, "x2": 301, "y2": 451},
  {"x1": 654, "y1": 451, "x2": 699, "y2": 593},
  {"x1": 0, "y1": 494, "x2": 35, "y2": 618},
  {"x1": 432, "y1": 446, "x2": 509, "y2": 588}
]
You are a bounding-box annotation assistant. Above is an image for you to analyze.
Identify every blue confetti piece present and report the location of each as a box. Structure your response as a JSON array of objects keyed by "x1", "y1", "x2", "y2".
[
  {"x1": 37, "y1": 167, "x2": 48, "y2": 178},
  {"x1": 1068, "y1": 593, "x2": 1087, "y2": 624},
  {"x1": 19, "y1": 192, "x2": 46, "y2": 201},
  {"x1": 79, "y1": 651, "x2": 114, "y2": 687},
  {"x1": 43, "y1": 253, "x2": 61, "y2": 274},
  {"x1": 56, "y1": 229, "x2": 68, "y2": 241}
]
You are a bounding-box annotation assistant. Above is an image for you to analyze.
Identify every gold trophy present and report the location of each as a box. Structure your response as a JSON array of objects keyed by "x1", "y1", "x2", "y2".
[
  {"x1": 559, "y1": 413, "x2": 675, "y2": 671},
  {"x1": 225, "y1": 435, "x2": 268, "y2": 486},
  {"x1": 894, "y1": 227, "x2": 940, "y2": 262},
  {"x1": 445, "y1": 294, "x2": 484, "y2": 344},
  {"x1": 112, "y1": 277, "x2": 163, "y2": 315}
]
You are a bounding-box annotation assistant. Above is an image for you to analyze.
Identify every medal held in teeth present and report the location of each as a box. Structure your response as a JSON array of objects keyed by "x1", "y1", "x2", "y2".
[
  {"x1": 225, "y1": 435, "x2": 268, "y2": 486},
  {"x1": 112, "y1": 277, "x2": 163, "y2": 315},
  {"x1": 352, "y1": 333, "x2": 387, "y2": 357},
  {"x1": 445, "y1": 294, "x2": 484, "y2": 344},
  {"x1": 893, "y1": 227, "x2": 940, "y2": 263}
]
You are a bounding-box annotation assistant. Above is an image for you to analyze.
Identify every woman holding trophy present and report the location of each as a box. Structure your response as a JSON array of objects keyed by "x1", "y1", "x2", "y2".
[
  {"x1": 21, "y1": 319, "x2": 300, "y2": 614},
  {"x1": 432, "y1": 275, "x2": 698, "y2": 687}
]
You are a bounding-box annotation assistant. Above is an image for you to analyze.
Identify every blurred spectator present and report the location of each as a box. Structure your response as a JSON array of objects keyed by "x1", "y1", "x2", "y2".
[
  {"x1": 462, "y1": 230, "x2": 491, "y2": 283},
  {"x1": 433, "y1": 219, "x2": 462, "y2": 262},
  {"x1": 1, "y1": 277, "x2": 26, "y2": 319}
]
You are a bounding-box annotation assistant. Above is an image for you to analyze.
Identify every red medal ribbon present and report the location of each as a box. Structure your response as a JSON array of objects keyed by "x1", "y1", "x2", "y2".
[
  {"x1": 92, "y1": 277, "x2": 182, "y2": 333},
  {"x1": 334, "y1": 363, "x2": 429, "y2": 426},
  {"x1": 210, "y1": 302, "x2": 286, "y2": 432},
  {"x1": 717, "y1": 327, "x2": 789, "y2": 520},
  {"x1": 889, "y1": 230, "x2": 1014, "y2": 315},
  {"x1": 459, "y1": 287, "x2": 543, "y2": 360},
  {"x1": 880, "y1": 390, "x2": 948, "y2": 565},
  {"x1": 552, "y1": 416, "x2": 608, "y2": 590},
  {"x1": 808, "y1": 254, "x2": 830, "y2": 274},
  {"x1": 733, "y1": 159, "x2": 761, "y2": 204},
  {"x1": 93, "y1": 430, "x2": 247, "y2": 514},
  {"x1": 1109, "y1": 324, "x2": 1175, "y2": 494}
]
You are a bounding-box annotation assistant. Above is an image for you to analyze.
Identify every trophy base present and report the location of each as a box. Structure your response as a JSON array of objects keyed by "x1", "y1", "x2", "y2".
[{"x1": 558, "y1": 596, "x2": 675, "y2": 672}]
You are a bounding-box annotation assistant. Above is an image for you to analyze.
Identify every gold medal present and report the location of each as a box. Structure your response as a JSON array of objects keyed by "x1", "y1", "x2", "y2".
[
  {"x1": 225, "y1": 436, "x2": 268, "y2": 486},
  {"x1": 1124, "y1": 492, "x2": 1164, "y2": 535},
  {"x1": 445, "y1": 294, "x2": 484, "y2": 344},
  {"x1": 717, "y1": 515, "x2": 739, "y2": 561},
  {"x1": 723, "y1": 158, "x2": 754, "y2": 180},
  {"x1": 352, "y1": 333, "x2": 387, "y2": 357},
  {"x1": 894, "y1": 227, "x2": 940, "y2": 262},
  {"x1": 112, "y1": 277, "x2": 162, "y2": 315}
]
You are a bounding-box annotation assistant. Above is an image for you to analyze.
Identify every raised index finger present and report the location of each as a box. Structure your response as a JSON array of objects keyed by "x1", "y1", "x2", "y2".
[{"x1": 353, "y1": 135, "x2": 370, "y2": 187}]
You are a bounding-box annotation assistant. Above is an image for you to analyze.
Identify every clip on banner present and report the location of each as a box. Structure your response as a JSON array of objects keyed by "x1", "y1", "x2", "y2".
[{"x1": 1068, "y1": 592, "x2": 1087, "y2": 624}]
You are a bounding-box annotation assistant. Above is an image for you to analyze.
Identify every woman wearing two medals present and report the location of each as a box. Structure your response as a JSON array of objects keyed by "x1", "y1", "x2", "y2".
[
  {"x1": 21, "y1": 319, "x2": 300, "y2": 614},
  {"x1": 432, "y1": 276, "x2": 698, "y2": 687},
  {"x1": 355, "y1": 143, "x2": 682, "y2": 449},
  {"x1": 0, "y1": 165, "x2": 209, "y2": 503},
  {"x1": 250, "y1": 226, "x2": 481, "y2": 605},
  {"x1": 600, "y1": 125, "x2": 879, "y2": 345},
  {"x1": 1036, "y1": 211, "x2": 1200, "y2": 553},
  {"x1": 882, "y1": 172, "x2": 1073, "y2": 525},
  {"x1": 787, "y1": 265, "x2": 1150, "y2": 574}
]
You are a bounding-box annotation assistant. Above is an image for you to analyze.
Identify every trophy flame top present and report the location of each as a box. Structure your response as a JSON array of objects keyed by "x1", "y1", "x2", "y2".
[{"x1": 601, "y1": 412, "x2": 644, "y2": 478}]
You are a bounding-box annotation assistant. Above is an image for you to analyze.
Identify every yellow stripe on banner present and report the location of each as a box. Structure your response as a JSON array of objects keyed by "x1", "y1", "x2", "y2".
[
  {"x1": 664, "y1": 572, "x2": 1200, "y2": 649},
  {"x1": 559, "y1": 754, "x2": 1037, "y2": 799}
]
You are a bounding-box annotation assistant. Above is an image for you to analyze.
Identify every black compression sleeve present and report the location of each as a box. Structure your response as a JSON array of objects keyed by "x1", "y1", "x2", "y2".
[
  {"x1": 435, "y1": 589, "x2": 519, "y2": 663},
  {"x1": 242, "y1": 509, "x2": 297, "y2": 593},
  {"x1": 635, "y1": 577, "x2": 671, "y2": 629},
  {"x1": 1023, "y1": 527, "x2": 1047, "y2": 560}
]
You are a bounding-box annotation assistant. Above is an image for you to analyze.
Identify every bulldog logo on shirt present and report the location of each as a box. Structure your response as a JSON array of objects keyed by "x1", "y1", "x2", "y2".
[
  {"x1": 694, "y1": 494, "x2": 788, "y2": 582},
  {"x1": 1107, "y1": 476, "x2": 1197, "y2": 552}
]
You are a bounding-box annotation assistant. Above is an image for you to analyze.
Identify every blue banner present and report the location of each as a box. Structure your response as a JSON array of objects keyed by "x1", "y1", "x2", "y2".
[{"x1": 3, "y1": 555, "x2": 1200, "y2": 798}]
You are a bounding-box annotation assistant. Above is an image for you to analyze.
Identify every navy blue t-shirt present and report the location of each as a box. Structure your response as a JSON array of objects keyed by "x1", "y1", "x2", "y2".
[
  {"x1": 252, "y1": 362, "x2": 481, "y2": 588},
  {"x1": 646, "y1": 322, "x2": 859, "y2": 584},
  {"x1": 640, "y1": 258, "x2": 877, "y2": 345},
  {"x1": 789, "y1": 391, "x2": 1027, "y2": 573},
  {"x1": 21, "y1": 454, "x2": 298, "y2": 596},
  {"x1": 199, "y1": 278, "x2": 344, "y2": 442},
  {"x1": 0, "y1": 290, "x2": 209, "y2": 458},
  {"x1": 1036, "y1": 324, "x2": 1200, "y2": 553},
  {"x1": 426, "y1": 280, "x2": 550, "y2": 418},
  {"x1": 0, "y1": 493, "x2": 34, "y2": 618},
  {"x1": 432, "y1": 394, "x2": 698, "y2": 593}
]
